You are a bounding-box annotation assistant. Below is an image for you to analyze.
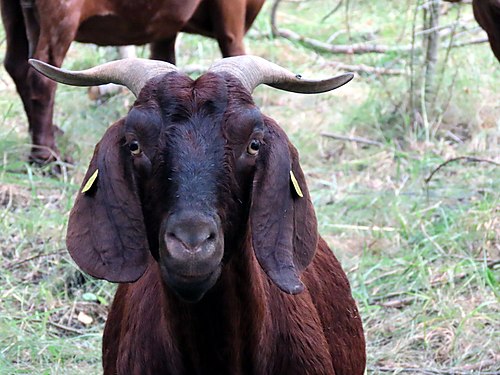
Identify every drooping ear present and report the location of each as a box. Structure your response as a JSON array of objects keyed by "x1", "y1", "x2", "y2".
[
  {"x1": 66, "y1": 120, "x2": 149, "y2": 282},
  {"x1": 250, "y1": 118, "x2": 318, "y2": 294}
]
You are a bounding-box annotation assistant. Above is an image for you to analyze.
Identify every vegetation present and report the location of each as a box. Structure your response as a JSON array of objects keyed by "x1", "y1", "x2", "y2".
[{"x1": 1, "y1": 1, "x2": 498, "y2": 373}]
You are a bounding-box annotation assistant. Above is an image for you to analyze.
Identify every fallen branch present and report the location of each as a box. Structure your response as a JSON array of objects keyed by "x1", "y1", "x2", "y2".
[
  {"x1": 321, "y1": 132, "x2": 384, "y2": 146},
  {"x1": 425, "y1": 156, "x2": 500, "y2": 184},
  {"x1": 274, "y1": 26, "x2": 416, "y2": 54},
  {"x1": 270, "y1": 0, "x2": 416, "y2": 54}
]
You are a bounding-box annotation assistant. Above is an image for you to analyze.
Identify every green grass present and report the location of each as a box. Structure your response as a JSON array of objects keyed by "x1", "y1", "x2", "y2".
[{"x1": 1, "y1": 1, "x2": 499, "y2": 373}]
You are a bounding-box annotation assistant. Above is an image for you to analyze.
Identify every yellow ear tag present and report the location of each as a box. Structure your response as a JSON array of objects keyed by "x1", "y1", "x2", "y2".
[
  {"x1": 290, "y1": 170, "x2": 303, "y2": 198},
  {"x1": 81, "y1": 169, "x2": 99, "y2": 194}
]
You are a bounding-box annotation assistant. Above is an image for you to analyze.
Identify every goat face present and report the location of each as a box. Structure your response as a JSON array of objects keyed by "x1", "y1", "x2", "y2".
[
  {"x1": 30, "y1": 56, "x2": 353, "y2": 302},
  {"x1": 65, "y1": 72, "x2": 316, "y2": 302},
  {"x1": 127, "y1": 73, "x2": 267, "y2": 301}
]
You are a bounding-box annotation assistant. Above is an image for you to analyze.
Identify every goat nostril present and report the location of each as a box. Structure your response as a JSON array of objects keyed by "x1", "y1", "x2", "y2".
[{"x1": 165, "y1": 227, "x2": 217, "y2": 252}]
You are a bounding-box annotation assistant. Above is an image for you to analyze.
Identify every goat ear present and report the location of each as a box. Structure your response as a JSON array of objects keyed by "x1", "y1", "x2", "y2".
[
  {"x1": 66, "y1": 121, "x2": 149, "y2": 283},
  {"x1": 250, "y1": 119, "x2": 318, "y2": 294}
]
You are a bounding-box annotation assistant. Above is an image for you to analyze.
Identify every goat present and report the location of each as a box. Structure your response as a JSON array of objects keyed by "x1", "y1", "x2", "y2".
[
  {"x1": 30, "y1": 55, "x2": 366, "y2": 374},
  {"x1": 473, "y1": 0, "x2": 500, "y2": 62},
  {"x1": 1, "y1": 0, "x2": 264, "y2": 164}
]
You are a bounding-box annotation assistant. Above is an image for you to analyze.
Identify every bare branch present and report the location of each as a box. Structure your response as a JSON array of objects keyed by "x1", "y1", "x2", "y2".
[
  {"x1": 270, "y1": 0, "x2": 416, "y2": 54},
  {"x1": 274, "y1": 27, "x2": 416, "y2": 54},
  {"x1": 321, "y1": 0, "x2": 343, "y2": 22},
  {"x1": 321, "y1": 132, "x2": 384, "y2": 146},
  {"x1": 326, "y1": 61, "x2": 404, "y2": 75},
  {"x1": 48, "y1": 320, "x2": 85, "y2": 335},
  {"x1": 450, "y1": 36, "x2": 489, "y2": 48},
  {"x1": 425, "y1": 156, "x2": 500, "y2": 184}
]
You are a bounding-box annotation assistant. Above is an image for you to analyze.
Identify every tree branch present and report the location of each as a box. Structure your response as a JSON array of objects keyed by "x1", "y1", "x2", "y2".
[
  {"x1": 270, "y1": 0, "x2": 417, "y2": 54},
  {"x1": 425, "y1": 156, "x2": 500, "y2": 184},
  {"x1": 321, "y1": 132, "x2": 384, "y2": 146}
]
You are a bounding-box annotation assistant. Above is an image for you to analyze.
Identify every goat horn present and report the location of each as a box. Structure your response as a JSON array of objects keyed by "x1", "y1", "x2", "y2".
[
  {"x1": 208, "y1": 55, "x2": 354, "y2": 94},
  {"x1": 28, "y1": 58, "x2": 178, "y2": 97}
]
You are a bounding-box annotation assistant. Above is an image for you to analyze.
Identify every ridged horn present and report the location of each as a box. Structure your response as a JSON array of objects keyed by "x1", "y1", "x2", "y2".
[
  {"x1": 208, "y1": 55, "x2": 354, "y2": 94},
  {"x1": 28, "y1": 58, "x2": 178, "y2": 97}
]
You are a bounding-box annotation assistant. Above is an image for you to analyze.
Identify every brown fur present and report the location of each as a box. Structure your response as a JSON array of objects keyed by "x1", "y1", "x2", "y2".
[
  {"x1": 0, "y1": 0, "x2": 264, "y2": 163},
  {"x1": 66, "y1": 72, "x2": 366, "y2": 374}
]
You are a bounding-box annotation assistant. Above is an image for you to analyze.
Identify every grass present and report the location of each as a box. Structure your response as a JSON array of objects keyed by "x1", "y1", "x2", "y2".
[{"x1": 1, "y1": 1, "x2": 499, "y2": 373}]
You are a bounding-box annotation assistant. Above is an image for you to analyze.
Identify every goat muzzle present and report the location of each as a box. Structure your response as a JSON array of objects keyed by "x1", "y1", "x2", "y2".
[{"x1": 158, "y1": 211, "x2": 224, "y2": 302}]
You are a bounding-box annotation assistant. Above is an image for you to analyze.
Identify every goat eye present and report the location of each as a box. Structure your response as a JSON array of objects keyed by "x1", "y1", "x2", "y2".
[
  {"x1": 247, "y1": 139, "x2": 260, "y2": 155},
  {"x1": 129, "y1": 141, "x2": 141, "y2": 155}
]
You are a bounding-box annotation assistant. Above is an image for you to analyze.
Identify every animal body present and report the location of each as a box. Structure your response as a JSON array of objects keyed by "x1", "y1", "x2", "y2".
[
  {"x1": 1, "y1": 0, "x2": 264, "y2": 163},
  {"x1": 30, "y1": 55, "x2": 366, "y2": 374},
  {"x1": 473, "y1": 0, "x2": 500, "y2": 62}
]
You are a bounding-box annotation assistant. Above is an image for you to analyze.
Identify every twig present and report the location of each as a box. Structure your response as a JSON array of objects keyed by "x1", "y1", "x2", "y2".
[
  {"x1": 327, "y1": 224, "x2": 396, "y2": 232},
  {"x1": 425, "y1": 156, "x2": 500, "y2": 184},
  {"x1": 321, "y1": 132, "x2": 384, "y2": 146},
  {"x1": 6, "y1": 249, "x2": 66, "y2": 270},
  {"x1": 321, "y1": 0, "x2": 343, "y2": 22},
  {"x1": 370, "y1": 272, "x2": 469, "y2": 303},
  {"x1": 409, "y1": 0, "x2": 422, "y2": 133},
  {"x1": 48, "y1": 320, "x2": 85, "y2": 335},
  {"x1": 420, "y1": 222, "x2": 447, "y2": 256},
  {"x1": 375, "y1": 297, "x2": 415, "y2": 309},
  {"x1": 327, "y1": 61, "x2": 404, "y2": 75},
  {"x1": 487, "y1": 259, "x2": 500, "y2": 269},
  {"x1": 451, "y1": 36, "x2": 489, "y2": 48},
  {"x1": 364, "y1": 269, "x2": 402, "y2": 286}
]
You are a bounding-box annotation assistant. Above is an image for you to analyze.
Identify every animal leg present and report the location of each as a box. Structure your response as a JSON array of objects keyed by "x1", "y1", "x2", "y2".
[
  {"x1": 150, "y1": 36, "x2": 177, "y2": 64},
  {"x1": 1, "y1": 0, "x2": 37, "y2": 149},
  {"x1": 210, "y1": 0, "x2": 246, "y2": 57},
  {"x1": 26, "y1": 13, "x2": 78, "y2": 164}
]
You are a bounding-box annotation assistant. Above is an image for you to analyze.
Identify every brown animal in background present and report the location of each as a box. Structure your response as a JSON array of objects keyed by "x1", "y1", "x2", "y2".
[
  {"x1": 472, "y1": 0, "x2": 500, "y2": 62},
  {"x1": 30, "y1": 55, "x2": 366, "y2": 374},
  {"x1": 1, "y1": 0, "x2": 265, "y2": 164}
]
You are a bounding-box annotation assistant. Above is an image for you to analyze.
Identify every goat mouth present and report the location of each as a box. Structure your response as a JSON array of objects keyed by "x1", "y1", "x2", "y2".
[
  {"x1": 162, "y1": 265, "x2": 221, "y2": 303},
  {"x1": 171, "y1": 269, "x2": 217, "y2": 283}
]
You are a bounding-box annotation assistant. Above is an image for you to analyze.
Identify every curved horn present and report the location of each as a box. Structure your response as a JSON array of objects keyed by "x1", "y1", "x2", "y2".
[
  {"x1": 208, "y1": 55, "x2": 353, "y2": 94},
  {"x1": 28, "y1": 58, "x2": 178, "y2": 97}
]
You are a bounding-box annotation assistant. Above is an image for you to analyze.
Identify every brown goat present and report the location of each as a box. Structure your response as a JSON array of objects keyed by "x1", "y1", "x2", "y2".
[
  {"x1": 30, "y1": 56, "x2": 366, "y2": 374},
  {"x1": 473, "y1": 0, "x2": 500, "y2": 62},
  {"x1": 1, "y1": 0, "x2": 264, "y2": 164}
]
